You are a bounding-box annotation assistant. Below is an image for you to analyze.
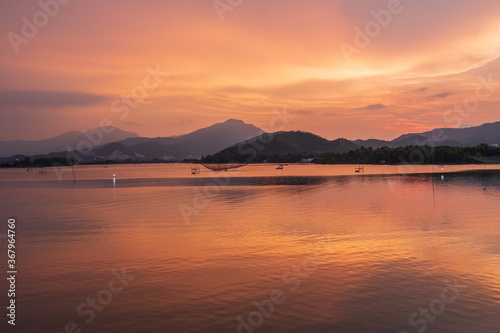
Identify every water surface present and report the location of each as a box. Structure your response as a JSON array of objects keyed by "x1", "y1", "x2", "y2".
[{"x1": 0, "y1": 164, "x2": 499, "y2": 333}]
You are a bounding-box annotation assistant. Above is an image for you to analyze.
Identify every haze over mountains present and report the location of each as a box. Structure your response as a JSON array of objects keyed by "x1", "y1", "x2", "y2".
[
  {"x1": 0, "y1": 127, "x2": 139, "y2": 157},
  {"x1": 0, "y1": 119, "x2": 265, "y2": 162},
  {"x1": 79, "y1": 119, "x2": 265, "y2": 162},
  {"x1": 114, "y1": 119, "x2": 264, "y2": 154},
  {"x1": 1, "y1": 120, "x2": 499, "y2": 163},
  {"x1": 355, "y1": 122, "x2": 500, "y2": 149}
]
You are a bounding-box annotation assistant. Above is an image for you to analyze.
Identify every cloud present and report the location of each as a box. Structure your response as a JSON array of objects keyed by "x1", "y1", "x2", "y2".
[
  {"x1": 0, "y1": 91, "x2": 109, "y2": 108},
  {"x1": 428, "y1": 92, "x2": 452, "y2": 100},
  {"x1": 1, "y1": 1, "x2": 500, "y2": 141},
  {"x1": 362, "y1": 104, "x2": 386, "y2": 110}
]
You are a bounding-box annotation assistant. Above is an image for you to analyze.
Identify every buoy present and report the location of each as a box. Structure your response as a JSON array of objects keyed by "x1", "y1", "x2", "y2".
[{"x1": 113, "y1": 174, "x2": 116, "y2": 185}]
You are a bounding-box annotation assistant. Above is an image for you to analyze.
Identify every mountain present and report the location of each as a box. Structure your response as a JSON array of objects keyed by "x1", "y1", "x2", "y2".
[
  {"x1": 116, "y1": 119, "x2": 265, "y2": 155},
  {"x1": 0, "y1": 127, "x2": 138, "y2": 157},
  {"x1": 393, "y1": 121, "x2": 500, "y2": 146},
  {"x1": 355, "y1": 121, "x2": 500, "y2": 148},
  {"x1": 89, "y1": 141, "x2": 202, "y2": 162},
  {"x1": 24, "y1": 119, "x2": 265, "y2": 162},
  {"x1": 352, "y1": 139, "x2": 391, "y2": 150},
  {"x1": 202, "y1": 131, "x2": 360, "y2": 163},
  {"x1": 5, "y1": 120, "x2": 499, "y2": 164}
]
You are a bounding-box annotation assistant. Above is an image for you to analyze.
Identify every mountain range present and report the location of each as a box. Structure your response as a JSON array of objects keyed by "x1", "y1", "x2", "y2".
[
  {"x1": 0, "y1": 127, "x2": 139, "y2": 157},
  {"x1": 354, "y1": 122, "x2": 500, "y2": 149},
  {"x1": 0, "y1": 119, "x2": 264, "y2": 163},
  {"x1": 1, "y1": 120, "x2": 499, "y2": 163},
  {"x1": 113, "y1": 119, "x2": 264, "y2": 156}
]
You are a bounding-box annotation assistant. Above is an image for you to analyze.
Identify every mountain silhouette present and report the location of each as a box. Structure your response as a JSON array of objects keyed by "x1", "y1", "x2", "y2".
[
  {"x1": 355, "y1": 121, "x2": 500, "y2": 148},
  {"x1": 13, "y1": 119, "x2": 265, "y2": 162},
  {"x1": 202, "y1": 131, "x2": 360, "y2": 163},
  {"x1": 0, "y1": 127, "x2": 138, "y2": 157}
]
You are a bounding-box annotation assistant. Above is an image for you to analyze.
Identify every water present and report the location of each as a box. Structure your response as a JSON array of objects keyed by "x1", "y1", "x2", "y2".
[{"x1": 0, "y1": 164, "x2": 499, "y2": 333}]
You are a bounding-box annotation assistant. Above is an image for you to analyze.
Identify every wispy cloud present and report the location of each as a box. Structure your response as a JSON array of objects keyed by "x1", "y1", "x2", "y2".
[
  {"x1": 0, "y1": 91, "x2": 108, "y2": 108},
  {"x1": 361, "y1": 103, "x2": 386, "y2": 110},
  {"x1": 428, "y1": 92, "x2": 452, "y2": 100},
  {"x1": 1, "y1": 0, "x2": 500, "y2": 140}
]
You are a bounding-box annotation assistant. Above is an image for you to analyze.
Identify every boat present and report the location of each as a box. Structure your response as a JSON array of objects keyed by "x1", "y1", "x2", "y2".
[
  {"x1": 200, "y1": 163, "x2": 246, "y2": 171},
  {"x1": 354, "y1": 165, "x2": 365, "y2": 173},
  {"x1": 191, "y1": 165, "x2": 201, "y2": 175},
  {"x1": 276, "y1": 164, "x2": 284, "y2": 170}
]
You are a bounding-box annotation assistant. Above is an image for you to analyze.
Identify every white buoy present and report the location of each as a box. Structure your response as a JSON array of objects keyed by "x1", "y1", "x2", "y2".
[{"x1": 441, "y1": 175, "x2": 444, "y2": 180}]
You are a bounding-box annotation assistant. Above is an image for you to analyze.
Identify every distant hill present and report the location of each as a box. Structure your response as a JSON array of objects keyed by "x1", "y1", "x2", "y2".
[
  {"x1": 19, "y1": 119, "x2": 265, "y2": 162},
  {"x1": 89, "y1": 141, "x2": 202, "y2": 162},
  {"x1": 116, "y1": 119, "x2": 265, "y2": 156},
  {"x1": 355, "y1": 121, "x2": 500, "y2": 148},
  {"x1": 352, "y1": 139, "x2": 391, "y2": 150},
  {"x1": 202, "y1": 131, "x2": 360, "y2": 163},
  {"x1": 0, "y1": 127, "x2": 138, "y2": 157},
  {"x1": 79, "y1": 119, "x2": 265, "y2": 161}
]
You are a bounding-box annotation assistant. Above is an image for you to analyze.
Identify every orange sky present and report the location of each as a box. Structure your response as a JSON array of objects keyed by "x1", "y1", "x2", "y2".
[{"x1": 1, "y1": 0, "x2": 500, "y2": 141}]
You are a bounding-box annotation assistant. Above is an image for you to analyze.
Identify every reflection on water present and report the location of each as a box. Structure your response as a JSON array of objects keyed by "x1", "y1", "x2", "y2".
[{"x1": 0, "y1": 164, "x2": 499, "y2": 333}]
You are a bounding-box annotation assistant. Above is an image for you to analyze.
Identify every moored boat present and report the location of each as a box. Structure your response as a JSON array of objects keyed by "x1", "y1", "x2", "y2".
[{"x1": 200, "y1": 163, "x2": 246, "y2": 171}]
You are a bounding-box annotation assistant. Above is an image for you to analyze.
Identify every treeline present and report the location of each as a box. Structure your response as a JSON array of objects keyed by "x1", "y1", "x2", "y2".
[
  {"x1": 3, "y1": 144, "x2": 499, "y2": 167},
  {"x1": 0, "y1": 157, "x2": 76, "y2": 168},
  {"x1": 314, "y1": 144, "x2": 500, "y2": 164},
  {"x1": 202, "y1": 144, "x2": 500, "y2": 165}
]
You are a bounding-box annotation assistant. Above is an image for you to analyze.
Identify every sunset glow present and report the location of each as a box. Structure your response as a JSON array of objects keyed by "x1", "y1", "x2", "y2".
[{"x1": 1, "y1": 0, "x2": 500, "y2": 140}]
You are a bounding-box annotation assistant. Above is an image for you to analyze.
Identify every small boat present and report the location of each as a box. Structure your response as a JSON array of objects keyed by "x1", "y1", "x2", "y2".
[
  {"x1": 191, "y1": 165, "x2": 201, "y2": 175},
  {"x1": 276, "y1": 164, "x2": 284, "y2": 170},
  {"x1": 354, "y1": 165, "x2": 365, "y2": 173},
  {"x1": 201, "y1": 163, "x2": 246, "y2": 171}
]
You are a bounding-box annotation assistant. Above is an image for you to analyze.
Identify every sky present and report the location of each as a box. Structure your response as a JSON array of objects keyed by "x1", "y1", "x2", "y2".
[{"x1": 1, "y1": 0, "x2": 500, "y2": 141}]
